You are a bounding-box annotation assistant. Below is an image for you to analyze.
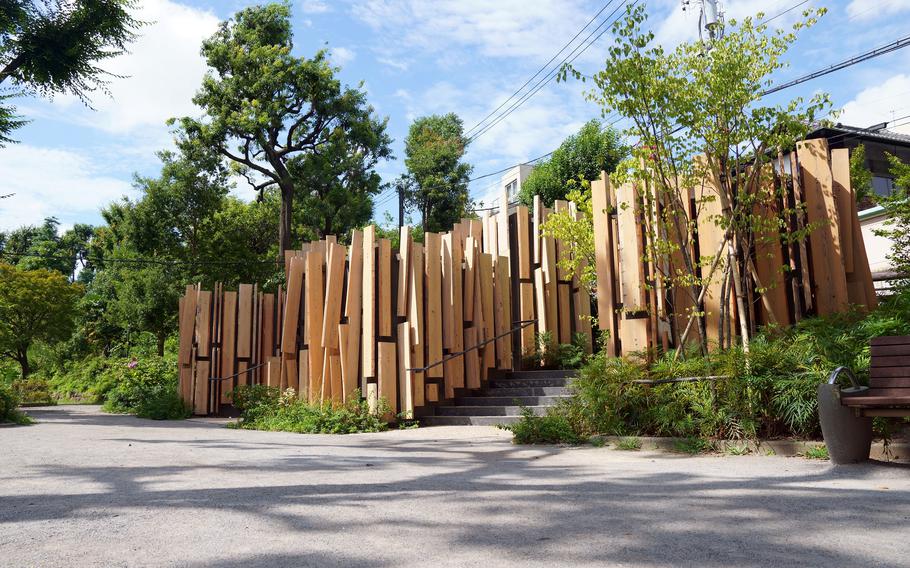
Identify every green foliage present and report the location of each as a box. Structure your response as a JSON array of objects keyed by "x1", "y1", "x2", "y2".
[
  {"x1": 0, "y1": 217, "x2": 93, "y2": 277},
  {"x1": 849, "y1": 144, "x2": 874, "y2": 206},
  {"x1": 13, "y1": 375, "x2": 55, "y2": 405},
  {"x1": 0, "y1": 380, "x2": 32, "y2": 424},
  {"x1": 524, "y1": 332, "x2": 589, "y2": 370},
  {"x1": 0, "y1": 264, "x2": 83, "y2": 377},
  {"x1": 875, "y1": 154, "x2": 910, "y2": 282},
  {"x1": 616, "y1": 437, "x2": 642, "y2": 451},
  {"x1": 504, "y1": 407, "x2": 583, "y2": 445},
  {"x1": 172, "y1": 1, "x2": 389, "y2": 253},
  {"x1": 102, "y1": 356, "x2": 189, "y2": 420},
  {"x1": 674, "y1": 437, "x2": 714, "y2": 454},
  {"x1": 401, "y1": 113, "x2": 473, "y2": 233},
  {"x1": 518, "y1": 120, "x2": 625, "y2": 206},
  {"x1": 230, "y1": 386, "x2": 390, "y2": 434},
  {"x1": 726, "y1": 444, "x2": 751, "y2": 456},
  {"x1": 0, "y1": 0, "x2": 141, "y2": 144},
  {"x1": 539, "y1": 187, "x2": 597, "y2": 295},
  {"x1": 801, "y1": 445, "x2": 829, "y2": 460},
  {"x1": 510, "y1": 291, "x2": 910, "y2": 445}
]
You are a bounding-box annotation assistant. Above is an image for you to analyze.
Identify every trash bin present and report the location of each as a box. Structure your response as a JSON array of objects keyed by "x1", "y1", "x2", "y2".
[{"x1": 817, "y1": 368, "x2": 872, "y2": 464}]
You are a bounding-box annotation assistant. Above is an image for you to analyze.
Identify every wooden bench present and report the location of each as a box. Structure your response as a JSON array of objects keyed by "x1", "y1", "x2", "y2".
[{"x1": 839, "y1": 336, "x2": 910, "y2": 417}]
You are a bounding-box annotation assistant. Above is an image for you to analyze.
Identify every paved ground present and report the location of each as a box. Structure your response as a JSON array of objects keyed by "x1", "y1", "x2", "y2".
[{"x1": 1, "y1": 406, "x2": 909, "y2": 568}]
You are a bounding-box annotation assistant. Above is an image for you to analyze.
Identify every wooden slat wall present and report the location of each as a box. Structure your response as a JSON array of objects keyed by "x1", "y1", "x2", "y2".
[{"x1": 178, "y1": 144, "x2": 877, "y2": 415}]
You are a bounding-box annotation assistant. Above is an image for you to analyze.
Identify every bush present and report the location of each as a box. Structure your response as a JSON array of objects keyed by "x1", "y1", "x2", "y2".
[
  {"x1": 102, "y1": 356, "x2": 189, "y2": 420},
  {"x1": 230, "y1": 386, "x2": 389, "y2": 434},
  {"x1": 523, "y1": 332, "x2": 589, "y2": 370},
  {"x1": 503, "y1": 407, "x2": 584, "y2": 444},
  {"x1": 13, "y1": 376, "x2": 56, "y2": 406},
  {"x1": 510, "y1": 290, "x2": 910, "y2": 444},
  {"x1": 0, "y1": 381, "x2": 32, "y2": 424}
]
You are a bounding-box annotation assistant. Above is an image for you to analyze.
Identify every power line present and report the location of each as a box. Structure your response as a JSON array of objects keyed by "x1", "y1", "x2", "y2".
[
  {"x1": 1, "y1": 251, "x2": 281, "y2": 267},
  {"x1": 467, "y1": 0, "x2": 634, "y2": 143},
  {"x1": 464, "y1": 0, "x2": 621, "y2": 138}
]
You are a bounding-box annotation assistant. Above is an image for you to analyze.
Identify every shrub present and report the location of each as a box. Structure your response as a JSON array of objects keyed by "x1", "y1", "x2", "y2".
[
  {"x1": 102, "y1": 356, "x2": 189, "y2": 420},
  {"x1": 13, "y1": 376, "x2": 56, "y2": 406},
  {"x1": 230, "y1": 386, "x2": 390, "y2": 434},
  {"x1": 0, "y1": 381, "x2": 32, "y2": 424},
  {"x1": 616, "y1": 437, "x2": 642, "y2": 450},
  {"x1": 523, "y1": 332, "x2": 589, "y2": 370},
  {"x1": 503, "y1": 407, "x2": 584, "y2": 444}
]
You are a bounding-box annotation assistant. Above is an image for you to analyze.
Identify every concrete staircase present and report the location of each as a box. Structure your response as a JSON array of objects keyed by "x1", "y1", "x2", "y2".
[{"x1": 420, "y1": 369, "x2": 576, "y2": 426}]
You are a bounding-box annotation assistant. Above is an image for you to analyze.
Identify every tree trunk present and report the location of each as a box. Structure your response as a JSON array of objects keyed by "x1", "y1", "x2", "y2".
[
  {"x1": 278, "y1": 180, "x2": 294, "y2": 260},
  {"x1": 16, "y1": 348, "x2": 29, "y2": 379},
  {"x1": 157, "y1": 333, "x2": 166, "y2": 357}
]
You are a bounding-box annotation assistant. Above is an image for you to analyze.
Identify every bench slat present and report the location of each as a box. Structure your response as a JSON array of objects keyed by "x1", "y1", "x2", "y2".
[
  {"x1": 870, "y1": 367, "x2": 910, "y2": 378},
  {"x1": 870, "y1": 344, "x2": 910, "y2": 357},
  {"x1": 841, "y1": 396, "x2": 910, "y2": 407},
  {"x1": 870, "y1": 355, "x2": 910, "y2": 368},
  {"x1": 871, "y1": 335, "x2": 910, "y2": 346},
  {"x1": 870, "y1": 377, "x2": 910, "y2": 388}
]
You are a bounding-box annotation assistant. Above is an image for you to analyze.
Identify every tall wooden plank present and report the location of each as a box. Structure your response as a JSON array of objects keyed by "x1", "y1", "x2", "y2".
[
  {"x1": 306, "y1": 250, "x2": 325, "y2": 402},
  {"x1": 397, "y1": 322, "x2": 414, "y2": 418},
  {"x1": 329, "y1": 351, "x2": 343, "y2": 403},
  {"x1": 409, "y1": 243, "x2": 426, "y2": 407},
  {"x1": 616, "y1": 182, "x2": 646, "y2": 312},
  {"x1": 591, "y1": 173, "x2": 618, "y2": 356},
  {"x1": 789, "y1": 151, "x2": 814, "y2": 312},
  {"x1": 495, "y1": 258, "x2": 513, "y2": 369},
  {"x1": 260, "y1": 293, "x2": 275, "y2": 369},
  {"x1": 345, "y1": 230, "x2": 364, "y2": 392},
  {"x1": 284, "y1": 356, "x2": 298, "y2": 394},
  {"x1": 464, "y1": 327, "x2": 481, "y2": 389},
  {"x1": 220, "y1": 291, "x2": 237, "y2": 404},
  {"x1": 533, "y1": 195, "x2": 543, "y2": 265},
  {"x1": 298, "y1": 349, "x2": 309, "y2": 401},
  {"x1": 515, "y1": 205, "x2": 535, "y2": 355},
  {"x1": 694, "y1": 165, "x2": 725, "y2": 346},
  {"x1": 753, "y1": 173, "x2": 790, "y2": 326},
  {"x1": 321, "y1": 242, "x2": 346, "y2": 349},
  {"x1": 498, "y1": 189, "x2": 511, "y2": 259},
  {"x1": 378, "y1": 341, "x2": 397, "y2": 417},
  {"x1": 797, "y1": 138, "x2": 849, "y2": 314},
  {"x1": 194, "y1": 359, "x2": 209, "y2": 415},
  {"x1": 266, "y1": 356, "x2": 281, "y2": 388},
  {"x1": 479, "y1": 252, "x2": 496, "y2": 373},
  {"x1": 516, "y1": 205, "x2": 531, "y2": 280},
  {"x1": 464, "y1": 236, "x2": 476, "y2": 323},
  {"x1": 620, "y1": 318, "x2": 649, "y2": 357},
  {"x1": 397, "y1": 226, "x2": 411, "y2": 317},
  {"x1": 195, "y1": 291, "x2": 212, "y2": 358},
  {"x1": 534, "y1": 268, "x2": 549, "y2": 343},
  {"x1": 378, "y1": 238, "x2": 392, "y2": 337},
  {"x1": 362, "y1": 226, "x2": 377, "y2": 378},
  {"x1": 179, "y1": 286, "x2": 197, "y2": 366},
  {"x1": 282, "y1": 257, "x2": 304, "y2": 354},
  {"x1": 338, "y1": 323, "x2": 357, "y2": 401},
  {"x1": 450, "y1": 227, "x2": 465, "y2": 391},
  {"x1": 838, "y1": 153, "x2": 879, "y2": 310},
  {"x1": 831, "y1": 148, "x2": 855, "y2": 274},
  {"x1": 424, "y1": 232, "x2": 444, "y2": 379},
  {"x1": 236, "y1": 284, "x2": 253, "y2": 359},
  {"x1": 441, "y1": 233, "x2": 455, "y2": 352}
]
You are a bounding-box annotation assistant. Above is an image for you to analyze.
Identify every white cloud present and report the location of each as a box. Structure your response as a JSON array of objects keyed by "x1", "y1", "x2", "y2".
[
  {"x1": 847, "y1": 0, "x2": 910, "y2": 21},
  {"x1": 0, "y1": 145, "x2": 136, "y2": 231},
  {"x1": 350, "y1": 0, "x2": 593, "y2": 63},
  {"x1": 53, "y1": 0, "x2": 219, "y2": 134},
  {"x1": 376, "y1": 56, "x2": 410, "y2": 71},
  {"x1": 838, "y1": 73, "x2": 910, "y2": 134},
  {"x1": 300, "y1": 0, "x2": 331, "y2": 14},
  {"x1": 330, "y1": 46, "x2": 356, "y2": 67}
]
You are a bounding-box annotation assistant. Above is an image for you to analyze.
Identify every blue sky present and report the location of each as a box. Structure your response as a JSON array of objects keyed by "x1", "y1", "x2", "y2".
[{"x1": 2, "y1": 0, "x2": 910, "y2": 233}]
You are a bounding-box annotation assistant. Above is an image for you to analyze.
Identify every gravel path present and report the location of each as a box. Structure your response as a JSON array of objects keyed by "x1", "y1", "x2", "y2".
[{"x1": 1, "y1": 405, "x2": 909, "y2": 567}]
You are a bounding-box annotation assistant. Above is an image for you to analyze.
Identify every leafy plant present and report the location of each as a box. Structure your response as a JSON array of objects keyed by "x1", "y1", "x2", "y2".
[
  {"x1": 674, "y1": 437, "x2": 714, "y2": 454},
  {"x1": 616, "y1": 437, "x2": 642, "y2": 451},
  {"x1": 504, "y1": 407, "x2": 584, "y2": 445},
  {"x1": 726, "y1": 444, "x2": 751, "y2": 456},
  {"x1": 13, "y1": 376, "x2": 55, "y2": 406},
  {"x1": 801, "y1": 445, "x2": 829, "y2": 460},
  {"x1": 0, "y1": 380, "x2": 31, "y2": 424},
  {"x1": 102, "y1": 356, "x2": 188, "y2": 420}
]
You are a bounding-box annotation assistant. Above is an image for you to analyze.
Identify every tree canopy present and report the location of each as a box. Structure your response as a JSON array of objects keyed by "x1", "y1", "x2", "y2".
[
  {"x1": 519, "y1": 120, "x2": 625, "y2": 207},
  {"x1": 0, "y1": 0, "x2": 141, "y2": 144},
  {"x1": 401, "y1": 112, "x2": 473, "y2": 233},
  {"x1": 172, "y1": 1, "x2": 390, "y2": 257}
]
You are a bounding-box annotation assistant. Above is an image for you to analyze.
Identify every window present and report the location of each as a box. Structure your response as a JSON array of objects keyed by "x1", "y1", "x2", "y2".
[
  {"x1": 872, "y1": 176, "x2": 895, "y2": 198},
  {"x1": 505, "y1": 180, "x2": 517, "y2": 199}
]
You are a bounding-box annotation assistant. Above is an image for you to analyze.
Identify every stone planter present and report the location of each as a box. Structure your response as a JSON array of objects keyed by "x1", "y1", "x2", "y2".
[{"x1": 817, "y1": 382, "x2": 872, "y2": 464}]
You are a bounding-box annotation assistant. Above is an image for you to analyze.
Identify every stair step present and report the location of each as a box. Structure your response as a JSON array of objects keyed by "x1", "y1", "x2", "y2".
[
  {"x1": 434, "y1": 405, "x2": 549, "y2": 417},
  {"x1": 454, "y1": 395, "x2": 570, "y2": 406},
  {"x1": 503, "y1": 370, "x2": 578, "y2": 380},
  {"x1": 489, "y1": 378, "x2": 570, "y2": 388},
  {"x1": 482, "y1": 386, "x2": 570, "y2": 396},
  {"x1": 421, "y1": 415, "x2": 521, "y2": 426}
]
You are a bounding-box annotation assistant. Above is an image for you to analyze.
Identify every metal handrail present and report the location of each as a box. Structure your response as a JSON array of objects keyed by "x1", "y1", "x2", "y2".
[
  {"x1": 407, "y1": 319, "x2": 537, "y2": 373},
  {"x1": 208, "y1": 360, "x2": 268, "y2": 383}
]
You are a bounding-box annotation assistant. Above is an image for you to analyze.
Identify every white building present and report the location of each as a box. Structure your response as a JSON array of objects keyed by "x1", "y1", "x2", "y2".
[{"x1": 475, "y1": 164, "x2": 536, "y2": 212}]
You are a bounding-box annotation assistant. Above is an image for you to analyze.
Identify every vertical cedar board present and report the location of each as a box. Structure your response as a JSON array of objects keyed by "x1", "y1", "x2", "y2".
[
  {"x1": 260, "y1": 294, "x2": 275, "y2": 366},
  {"x1": 441, "y1": 233, "x2": 455, "y2": 349},
  {"x1": 495, "y1": 258, "x2": 513, "y2": 369},
  {"x1": 753, "y1": 173, "x2": 790, "y2": 327},
  {"x1": 378, "y1": 341, "x2": 398, "y2": 416},
  {"x1": 362, "y1": 226, "x2": 377, "y2": 377},
  {"x1": 797, "y1": 138, "x2": 849, "y2": 314},
  {"x1": 345, "y1": 230, "x2": 364, "y2": 391},
  {"x1": 194, "y1": 359, "x2": 209, "y2": 416},
  {"x1": 463, "y1": 237, "x2": 476, "y2": 323},
  {"x1": 533, "y1": 195, "x2": 543, "y2": 265},
  {"x1": 378, "y1": 238, "x2": 393, "y2": 337},
  {"x1": 397, "y1": 322, "x2": 414, "y2": 418},
  {"x1": 591, "y1": 174, "x2": 618, "y2": 356},
  {"x1": 424, "y1": 232, "x2": 444, "y2": 379},
  {"x1": 479, "y1": 252, "x2": 496, "y2": 373},
  {"x1": 397, "y1": 227, "x2": 411, "y2": 317},
  {"x1": 616, "y1": 182, "x2": 646, "y2": 312},
  {"x1": 409, "y1": 244, "x2": 426, "y2": 407},
  {"x1": 516, "y1": 205, "x2": 531, "y2": 279},
  {"x1": 219, "y1": 291, "x2": 237, "y2": 404},
  {"x1": 281, "y1": 257, "x2": 304, "y2": 354},
  {"x1": 830, "y1": 148, "x2": 855, "y2": 273},
  {"x1": 236, "y1": 284, "x2": 254, "y2": 359},
  {"x1": 306, "y1": 250, "x2": 325, "y2": 401},
  {"x1": 694, "y1": 165, "x2": 725, "y2": 346},
  {"x1": 498, "y1": 188, "x2": 511, "y2": 259},
  {"x1": 178, "y1": 286, "x2": 196, "y2": 366},
  {"x1": 321, "y1": 242, "x2": 346, "y2": 349},
  {"x1": 195, "y1": 291, "x2": 212, "y2": 359}
]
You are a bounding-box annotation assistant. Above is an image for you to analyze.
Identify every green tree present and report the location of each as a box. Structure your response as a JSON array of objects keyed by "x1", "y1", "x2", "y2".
[
  {"x1": 875, "y1": 154, "x2": 910, "y2": 283},
  {"x1": 849, "y1": 143, "x2": 874, "y2": 206},
  {"x1": 107, "y1": 260, "x2": 182, "y2": 356},
  {"x1": 0, "y1": 217, "x2": 93, "y2": 279},
  {"x1": 0, "y1": 264, "x2": 82, "y2": 377},
  {"x1": 519, "y1": 120, "x2": 625, "y2": 206},
  {"x1": 0, "y1": 0, "x2": 141, "y2": 144},
  {"x1": 402, "y1": 113, "x2": 473, "y2": 233},
  {"x1": 172, "y1": 2, "x2": 389, "y2": 257},
  {"x1": 563, "y1": 3, "x2": 828, "y2": 353}
]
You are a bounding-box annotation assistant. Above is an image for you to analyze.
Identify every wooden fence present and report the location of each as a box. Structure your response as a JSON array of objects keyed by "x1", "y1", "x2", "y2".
[{"x1": 178, "y1": 137, "x2": 876, "y2": 416}]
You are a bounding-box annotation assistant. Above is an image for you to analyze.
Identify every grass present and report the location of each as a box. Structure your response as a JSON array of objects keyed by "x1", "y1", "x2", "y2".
[
  {"x1": 615, "y1": 437, "x2": 642, "y2": 451},
  {"x1": 674, "y1": 437, "x2": 714, "y2": 454},
  {"x1": 801, "y1": 445, "x2": 830, "y2": 460},
  {"x1": 502, "y1": 406, "x2": 584, "y2": 444},
  {"x1": 726, "y1": 444, "x2": 752, "y2": 456}
]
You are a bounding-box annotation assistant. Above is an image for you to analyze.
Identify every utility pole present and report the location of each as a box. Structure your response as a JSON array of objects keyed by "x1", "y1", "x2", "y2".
[
  {"x1": 397, "y1": 183, "x2": 404, "y2": 229},
  {"x1": 682, "y1": 0, "x2": 724, "y2": 42}
]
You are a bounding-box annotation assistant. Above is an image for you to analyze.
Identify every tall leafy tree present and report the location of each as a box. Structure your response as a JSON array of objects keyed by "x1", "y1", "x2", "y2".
[
  {"x1": 0, "y1": 217, "x2": 92, "y2": 279},
  {"x1": 0, "y1": 264, "x2": 82, "y2": 377},
  {"x1": 518, "y1": 120, "x2": 625, "y2": 206},
  {"x1": 0, "y1": 0, "x2": 141, "y2": 144},
  {"x1": 173, "y1": 2, "x2": 389, "y2": 257},
  {"x1": 402, "y1": 113, "x2": 473, "y2": 233}
]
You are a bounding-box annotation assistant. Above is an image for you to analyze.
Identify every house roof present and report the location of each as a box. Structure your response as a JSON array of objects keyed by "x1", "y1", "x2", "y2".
[{"x1": 808, "y1": 123, "x2": 910, "y2": 147}]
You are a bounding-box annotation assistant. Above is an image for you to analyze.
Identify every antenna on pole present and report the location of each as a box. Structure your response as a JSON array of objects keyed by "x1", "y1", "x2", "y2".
[{"x1": 682, "y1": 0, "x2": 724, "y2": 43}]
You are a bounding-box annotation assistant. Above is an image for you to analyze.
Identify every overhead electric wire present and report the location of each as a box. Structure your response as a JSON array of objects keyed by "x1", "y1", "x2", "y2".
[
  {"x1": 464, "y1": 0, "x2": 621, "y2": 138},
  {"x1": 1, "y1": 251, "x2": 281, "y2": 267}
]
